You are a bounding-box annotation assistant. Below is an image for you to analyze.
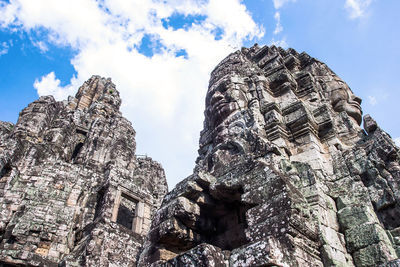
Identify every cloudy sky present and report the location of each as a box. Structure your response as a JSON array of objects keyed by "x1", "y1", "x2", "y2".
[{"x1": 0, "y1": 0, "x2": 399, "y2": 188}]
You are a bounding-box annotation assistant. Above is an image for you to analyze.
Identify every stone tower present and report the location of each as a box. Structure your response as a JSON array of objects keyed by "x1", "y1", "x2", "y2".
[
  {"x1": 139, "y1": 45, "x2": 400, "y2": 266},
  {"x1": 0, "y1": 76, "x2": 168, "y2": 266}
]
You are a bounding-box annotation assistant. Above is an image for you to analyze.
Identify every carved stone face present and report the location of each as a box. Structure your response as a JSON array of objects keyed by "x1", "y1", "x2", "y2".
[
  {"x1": 329, "y1": 82, "x2": 362, "y2": 125},
  {"x1": 205, "y1": 77, "x2": 248, "y2": 128}
]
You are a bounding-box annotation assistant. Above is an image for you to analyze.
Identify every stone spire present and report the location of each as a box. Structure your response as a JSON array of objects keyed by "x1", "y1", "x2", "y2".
[
  {"x1": 0, "y1": 76, "x2": 168, "y2": 266},
  {"x1": 139, "y1": 45, "x2": 400, "y2": 266},
  {"x1": 75, "y1": 75, "x2": 121, "y2": 111}
]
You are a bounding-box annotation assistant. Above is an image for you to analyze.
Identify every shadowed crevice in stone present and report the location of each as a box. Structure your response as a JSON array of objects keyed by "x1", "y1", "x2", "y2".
[
  {"x1": 93, "y1": 186, "x2": 107, "y2": 220},
  {"x1": 196, "y1": 186, "x2": 253, "y2": 251},
  {"x1": 377, "y1": 204, "x2": 400, "y2": 229},
  {"x1": 141, "y1": 178, "x2": 258, "y2": 264},
  {"x1": 0, "y1": 261, "x2": 36, "y2": 267},
  {"x1": 0, "y1": 163, "x2": 11, "y2": 179},
  {"x1": 71, "y1": 142, "x2": 84, "y2": 161}
]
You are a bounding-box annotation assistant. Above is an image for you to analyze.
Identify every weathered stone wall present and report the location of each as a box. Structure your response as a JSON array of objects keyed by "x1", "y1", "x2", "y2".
[
  {"x1": 0, "y1": 76, "x2": 168, "y2": 266},
  {"x1": 1, "y1": 46, "x2": 399, "y2": 267},
  {"x1": 139, "y1": 45, "x2": 400, "y2": 266}
]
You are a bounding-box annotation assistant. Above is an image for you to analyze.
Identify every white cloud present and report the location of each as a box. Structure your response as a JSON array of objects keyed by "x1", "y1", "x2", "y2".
[
  {"x1": 394, "y1": 137, "x2": 400, "y2": 147},
  {"x1": 0, "y1": 1, "x2": 18, "y2": 27},
  {"x1": 271, "y1": 0, "x2": 295, "y2": 47},
  {"x1": 270, "y1": 37, "x2": 288, "y2": 48},
  {"x1": 368, "y1": 95, "x2": 377, "y2": 106},
  {"x1": 273, "y1": 12, "x2": 283, "y2": 34},
  {"x1": 33, "y1": 72, "x2": 78, "y2": 100},
  {"x1": 345, "y1": 0, "x2": 372, "y2": 19},
  {"x1": 272, "y1": 0, "x2": 297, "y2": 9},
  {"x1": 0, "y1": 0, "x2": 263, "y2": 188},
  {"x1": 33, "y1": 40, "x2": 48, "y2": 52},
  {"x1": 0, "y1": 41, "x2": 9, "y2": 56}
]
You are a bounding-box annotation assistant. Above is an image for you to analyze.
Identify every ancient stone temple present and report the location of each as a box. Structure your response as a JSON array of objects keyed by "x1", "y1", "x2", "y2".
[
  {"x1": 139, "y1": 44, "x2": 400, "y2": 266},
  {"x1": 0, "y1": 76, "x2": 168, "y2": 266},
  {"x1": 1, "y1": 45, "x2": 400, "y2": 267}
]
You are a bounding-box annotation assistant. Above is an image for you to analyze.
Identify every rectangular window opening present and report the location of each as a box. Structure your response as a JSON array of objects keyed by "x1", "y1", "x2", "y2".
[{"x1": 116, "y1": 193, "x2": 138, "y2": 230}]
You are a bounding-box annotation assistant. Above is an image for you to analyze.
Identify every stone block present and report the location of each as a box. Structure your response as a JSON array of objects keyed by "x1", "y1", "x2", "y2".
[
  {"x1": 353, "y1": 241, "x2": 397, "y2": 267},
  {"x1": 152, "y1": 197, "x2": 200, "y2": 229},
  {"x1": 320, "y1": 225, "x2": 346, "y2": 253},
  {"x1": 320, "y1": 244, "x2": 352, "y2": 267},
  {"x1": 246, "y1": 193, "x2": 293, "y2": 225},
  {"x1": 333, "y1": 180, "x2": 369, "y2": 208},
  {"x1": 153, "y1": 248, "x2": 178, "y2": 262},
  {"x1": 364, "y1": 115, "x2": 378, "y2": 134},
  {"x1": 149, "y1": 217, "x2": 199, "y2": 247},
  {"x1": 345, "y1": 223, "x2": 393, "y2": 253},
  {"x1": 165, "y1": 243, "x2": 226, "y2": 267},
  {"x1": 47, "y1": 248, "x2": 60, "y2": 259},
  {"x1": 230, "y1": 239, "x2": 282, "y2": 267},
  {"x1": 143, "y1": 204, "x2": 151, "y2": 219},
  {"x1": 242, "y1": 180, "x2": 286, "y2": 205},
  {"x1": 338, "y1": 205, "x2": 378, "y2": 230}
]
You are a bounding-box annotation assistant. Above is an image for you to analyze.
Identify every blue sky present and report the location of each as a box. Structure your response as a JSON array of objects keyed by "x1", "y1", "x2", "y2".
[{"x1": 0, "y1": 0, "x2": 399, "y2": 188}]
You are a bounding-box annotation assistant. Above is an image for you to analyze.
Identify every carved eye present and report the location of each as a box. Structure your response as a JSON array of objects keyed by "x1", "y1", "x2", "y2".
[
  {"x1": 216, "y1": 83, "x2": 228, "y2": 94},
  {"x1": 331, "y1": 89, "x2": 347, "y2": 106},
  {"x1": 206, "y1": 80, "x2": 229, "y2": 104}
]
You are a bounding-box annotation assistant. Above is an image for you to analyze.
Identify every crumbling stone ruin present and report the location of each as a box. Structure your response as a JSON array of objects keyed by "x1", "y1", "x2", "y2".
[
  {"x1": 0, "y1": 76, "x2": 168, "y2": 266},
  {"x1": 139, "y1": 44, "x2": 400, "y2": 266},
  {"x1": 1, "y1": 45, "x2": 400, "y2": 267}
]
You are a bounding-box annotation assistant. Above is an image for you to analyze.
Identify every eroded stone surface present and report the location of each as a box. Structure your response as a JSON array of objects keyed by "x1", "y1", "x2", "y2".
[
  {"x1": 139, "y1": 45, "x2": 400, "y2": 266},
  {"x1": 1, "y1": 45, "x2": 399, "y2": 267},
  {"x1": 0, "y1": 76, "x2": 168, "y2": 266}
]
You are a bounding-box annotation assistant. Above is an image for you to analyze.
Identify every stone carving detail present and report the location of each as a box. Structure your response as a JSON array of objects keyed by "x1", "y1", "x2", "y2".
[
  {"x1": 0, "y1": 76, "x2": 168, "y2": 266},
  {"x1": 139, "y1": 45, "x2": 400, "y2": 266},
  {"x1": 1, "y1": 46, "x2": 399, "y2": 267}
]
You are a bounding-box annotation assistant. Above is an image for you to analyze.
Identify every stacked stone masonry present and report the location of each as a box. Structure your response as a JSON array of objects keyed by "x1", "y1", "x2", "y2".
[
  {"x1": 1, "y1": 44, "x2": 400, "y2": 267},
  {"x1": 139, "y1": 45, "x2": 400, "y2": 267},
  {"x1": 0, "y1": 76, "x2": 168, "y2": 266}
]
